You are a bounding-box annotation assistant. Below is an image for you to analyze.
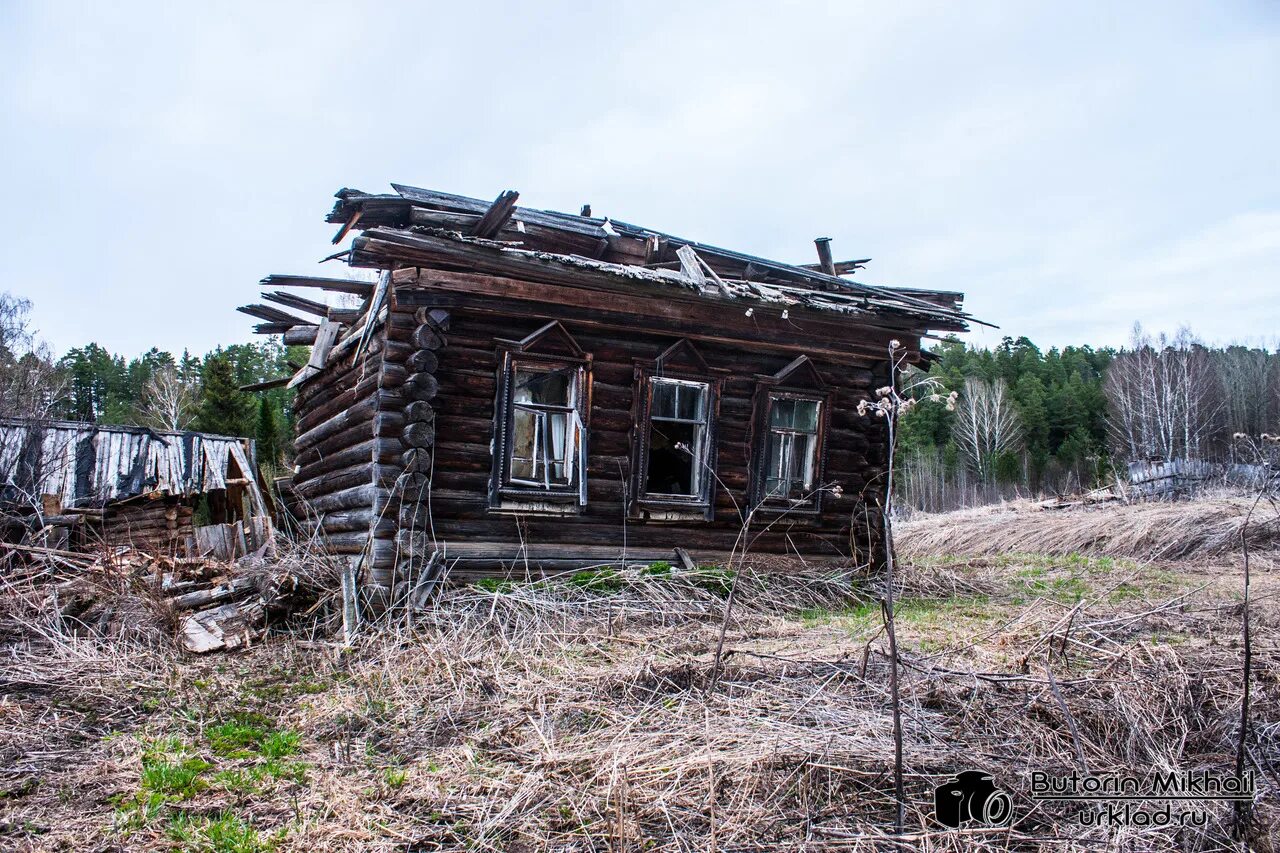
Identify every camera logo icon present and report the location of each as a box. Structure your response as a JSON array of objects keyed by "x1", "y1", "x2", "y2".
[{"x1": 934, "y1": 770, "x2": 1013, "y2": 828}]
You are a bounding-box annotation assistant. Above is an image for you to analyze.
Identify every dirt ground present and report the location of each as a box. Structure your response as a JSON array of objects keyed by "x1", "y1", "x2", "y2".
[{"x1": 1, "y1": 503, "x2": 1277, "y2": 851}]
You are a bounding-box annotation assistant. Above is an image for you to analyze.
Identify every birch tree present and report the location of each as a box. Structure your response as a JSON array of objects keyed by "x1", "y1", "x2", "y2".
[{"x1": 952, "y1": 377, "x2": 1023, "y2": 481}]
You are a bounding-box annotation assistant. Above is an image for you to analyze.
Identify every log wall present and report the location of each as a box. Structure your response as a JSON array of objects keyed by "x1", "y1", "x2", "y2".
[{"x1": 388, "y1": 281, "x2": 899, "y2": 580}]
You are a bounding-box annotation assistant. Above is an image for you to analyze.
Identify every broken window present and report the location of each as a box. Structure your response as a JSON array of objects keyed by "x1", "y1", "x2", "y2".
[
  {"x1": 762, "y1": 395, "x2": 822, "y2": 501},
  {"x1": 490, "y1": 350, "x2": 590, "y2": 513},
  {"x1": 508, "y1": 365, "x2": 578, "y2": 488},
  {"x1": 644, "y1": 378, "x2": 710, "y2": 498}
]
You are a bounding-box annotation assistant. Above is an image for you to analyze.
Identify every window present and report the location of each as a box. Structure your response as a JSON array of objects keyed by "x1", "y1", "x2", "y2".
[
  {"x1": 489, "y1": 322, "x2": 590, "y2": 510},
  {"x1": 508, "y1": 365, "x2": 579, "y2": 488},
  {"x1": 631, "y1": 339, "x2": 721, "y2": 518},
  {"x1": 763, "y1": 396, "x2": 822, "y2": 501},
  {"x1": 644, "y1": 378, "x2": 710, "y2": 498},
  {"x1": 750, "y1": 355, "x2": 831, "y2": 513}
]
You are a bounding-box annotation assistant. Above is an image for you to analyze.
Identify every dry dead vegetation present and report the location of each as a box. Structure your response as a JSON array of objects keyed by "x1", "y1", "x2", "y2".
[{"x1": 1, "y1": 498, "x2": 1278, "y2": 851}]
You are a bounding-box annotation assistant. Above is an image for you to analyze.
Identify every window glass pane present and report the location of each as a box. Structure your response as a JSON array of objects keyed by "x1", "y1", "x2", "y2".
[
  {"x1": 646, "y1": 420, "x2": 700, "y2": 495},
  {"x1": 676, "y1": 383, "x2": 706, "y2": 421},
  {"x1": 769, "y1": 398, "x2": 795, "y2": 429},
  {"x1": 765, "y1": 432, "x2": 786, "y2": 496},
  {"x1": 651, "y1": 379, "x2": 677, "y2": 419},
  {"x1": 793, "y1": 400, "x2": 820, "y2": 433},
  {"x1": 511, "y1": 408, "x2": 538, "y2": 480},
  {"x1": 789, "y1": 433, "x2": 812, "y2": 490},
  {"x1": 514, "y1": 367, "x2": 570, "y2": 406},
  {"x1": 547, "y1": 412, "x2": 570, "y2": 483}
]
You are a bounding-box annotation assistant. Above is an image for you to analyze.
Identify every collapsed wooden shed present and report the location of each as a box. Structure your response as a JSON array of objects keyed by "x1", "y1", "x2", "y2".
[
  {"x1": 250, "y1": 183, "x2": 974, "y2": 597},
  {"x1": 0, "y1": 418, "x2": 269, "y2": 558}
]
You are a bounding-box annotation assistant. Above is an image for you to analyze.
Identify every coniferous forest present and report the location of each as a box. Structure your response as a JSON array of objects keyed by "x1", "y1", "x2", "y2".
[{"x1": 3, "y1": 292, "x2": 1277, "y2": 506}]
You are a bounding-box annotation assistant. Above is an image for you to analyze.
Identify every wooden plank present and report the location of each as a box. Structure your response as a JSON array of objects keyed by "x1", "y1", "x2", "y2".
[
  {"x1": 813, "y1": 237, "x2": 837, "y2": 279},
  {"x1": 240, "y1": 376, "x2": 292, "y2": 392},
  {"x1": 470, "y1": 190, "x2": 519, "y2": 239},
  {"x1": 259, "y1": 274, "x2": 375, "y2": 297},
  {"x1": 288, "y1": 321, "x2": 341, "y2": 390},
  {"x1": 238, "y1": 304, "x2": 309, "y2": 325},
  {"x1": 262, "y1": 290, "x2": 331, "y2": 318}
]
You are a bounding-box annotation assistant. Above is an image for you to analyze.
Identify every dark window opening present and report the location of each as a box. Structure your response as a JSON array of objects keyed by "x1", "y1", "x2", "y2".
[
  {"x1": 763, "y1": 396, "x2": 822, "y2": 501},
  {"x1": 644, "y1": 378, "x2": 708, "y2": 498}
]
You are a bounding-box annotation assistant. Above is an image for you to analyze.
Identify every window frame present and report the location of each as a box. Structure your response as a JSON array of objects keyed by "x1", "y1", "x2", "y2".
[
  {"x1": 488, "y1": 327, "x2": 592, "y2": 511},
  {"x1": 749, "y1": 358, "x2": 833, "y2": 515},
  {"x1": 630, "y1": 347, "x2": 723, "y2": 520}
]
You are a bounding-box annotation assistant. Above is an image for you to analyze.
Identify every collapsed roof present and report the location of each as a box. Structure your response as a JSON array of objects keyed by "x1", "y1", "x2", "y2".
[
  {"x1": 0, "y1": 418, "x2": 266, "y2": 513},
  {"x1": 242, "y1": 184, "x2": 982, "y2": 354}
]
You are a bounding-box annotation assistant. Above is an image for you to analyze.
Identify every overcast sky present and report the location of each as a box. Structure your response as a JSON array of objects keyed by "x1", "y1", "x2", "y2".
[{"x1": 1, "y1": 1, "x2": 1277, "y2": 359}]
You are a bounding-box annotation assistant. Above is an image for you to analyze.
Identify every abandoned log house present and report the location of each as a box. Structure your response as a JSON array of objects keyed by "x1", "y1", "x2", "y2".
[
  {"x1": 246, "y1": 183, "x2": 973, "y2": 593},
  {"x1": 0, "y1": 418, "x2": 270, "y2": 558}
]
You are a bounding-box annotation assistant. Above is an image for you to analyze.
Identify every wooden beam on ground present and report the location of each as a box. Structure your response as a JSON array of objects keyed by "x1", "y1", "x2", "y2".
[
  {"x1": 259, "y1": 274, "x2": 375, "y2": 297},
  {"x1": 470, "y1": 190, "x2": 520, "y2": 239}
]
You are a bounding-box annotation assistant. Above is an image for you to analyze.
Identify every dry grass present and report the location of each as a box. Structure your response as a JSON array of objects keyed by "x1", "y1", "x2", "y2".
[
  {"x1": 0, "y1": 506, "x2": 1278, "y2": 851},
  {"x1": 898, "y1": 496, "x2": 1280, "y2": 562}
]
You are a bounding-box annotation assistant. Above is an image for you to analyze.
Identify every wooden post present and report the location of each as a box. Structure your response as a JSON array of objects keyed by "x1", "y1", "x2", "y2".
[
  {"x1": 814, "y1": 237, "x2": 836, "y2": 277},
  {"x1": 341, "y1": 557, "x2": 361, "y2": 645}
]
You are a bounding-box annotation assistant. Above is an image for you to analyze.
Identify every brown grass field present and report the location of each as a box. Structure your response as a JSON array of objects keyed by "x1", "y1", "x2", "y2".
[{"x1": 1, "y1": 498, "x2": 1277, "y2": 851}]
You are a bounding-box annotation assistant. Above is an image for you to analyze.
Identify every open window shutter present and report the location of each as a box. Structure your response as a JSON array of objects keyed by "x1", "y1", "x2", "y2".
[{"x1": 575, "y1": 409, "x2": 588, "y2": 505}]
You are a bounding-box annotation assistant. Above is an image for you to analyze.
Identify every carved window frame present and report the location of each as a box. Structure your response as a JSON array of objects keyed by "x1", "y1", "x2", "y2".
[
  {"x1": 749, "y1": 355, "x2": 834, "y2": 515},
  {"x1": 630, "y1": 340, "x2": 724, "y2": 521},
  {"x1": 488, "y1": 322, "x2": 592, "y2": 511}
]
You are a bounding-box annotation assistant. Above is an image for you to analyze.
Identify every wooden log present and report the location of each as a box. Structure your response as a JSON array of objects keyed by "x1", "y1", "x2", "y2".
[
  {"x1": 294, "y1": 396, "x2": 380, "y2": 451},
  {"x1": 284, "y1": 325, "x2": 320, "y2": 345},
  {"x1": 405, "y1": 400, "x2": 436, "y2": 424},
  {"x1": 414, "y1": 307, "x2": 452, "y2": 331},
  {"x1": 411, "y1": 325, "x2": 446, "y2": 350},
  {"x1": 298, "y1": 483, "x2": 382, "y2": 515},
  {"x1": 406, "y1": 349, "x2": 439, "y2": 374},
  {"x1": 404, "y1": 372, "x2": 439, "y2": 401},
  {"x1": 402, "y1": 449, "x2": 432, "y2": 473},
  {"x1": 170, "y1": 577, "x2": 258, "y2": 610},
  {"x1": 403, "y1": 421, "x2": 436, "y2": 448},
  {"x1": 471, "y1": 190, "x2": 520, "y2": 238},
  {"x1": 394, "y1": 469, "x2": 430, "y2": 491}
]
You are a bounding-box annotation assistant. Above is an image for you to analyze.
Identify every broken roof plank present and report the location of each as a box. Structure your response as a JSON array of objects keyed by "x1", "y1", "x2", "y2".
[
  {"x1": 388, "y1": 183, "x2": 974, "y2": 321},
  {"x1": 799, "y1": 258, "x2": 872, "y2": 275},
  {"x1": 470, "y1": 190, "x2": 520, "y2": 239},
  {"x1": 262, "y1": 291, "x2": 332, "y2": 318},
  {"x1": 237, "y1": 304, "x2": 310, "y2": 325},
  {"x1": 240, "y1": 376, "x2": 292, "y2": 392},
  {"x1": 259, "y1": 274, "x2": 375, "y2": 297},
  {"x1": 392, "y1": 183, "x2": 609, "y2": 240}
]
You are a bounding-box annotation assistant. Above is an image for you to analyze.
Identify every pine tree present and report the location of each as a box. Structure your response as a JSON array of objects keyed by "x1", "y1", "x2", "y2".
[
  {"x1": 196, "y1": 353, "x2": 252, "y2": 436},
  {"x1": 255, "y1": 395, "x2": 280, "y2": 468}
]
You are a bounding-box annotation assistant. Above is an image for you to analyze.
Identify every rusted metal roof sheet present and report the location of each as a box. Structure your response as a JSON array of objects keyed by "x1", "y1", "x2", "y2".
[{"x1": 0, "y1": 418, "x2": 264, "y2": 510}]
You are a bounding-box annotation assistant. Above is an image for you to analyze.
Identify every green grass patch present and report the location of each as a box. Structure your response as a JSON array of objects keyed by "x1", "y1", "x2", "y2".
[
  {"x1": 167, "y1": 811, "x2": 279, "y2": 852},
  {"x1": 567, "y1": 568, "x2": 624, "y2": 593},
  {"x1": 641, "y1": 560, "x2": 673, "y2": 577}
]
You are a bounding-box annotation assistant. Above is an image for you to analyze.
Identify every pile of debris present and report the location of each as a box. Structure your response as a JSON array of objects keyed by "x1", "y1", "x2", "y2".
[{"x1": 1, "y1": 539, "x2": 332, "y2": 653}]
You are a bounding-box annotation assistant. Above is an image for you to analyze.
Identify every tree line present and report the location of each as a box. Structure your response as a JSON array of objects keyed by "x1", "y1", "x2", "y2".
[
  {"x1": 1, "y1": 293, "x2": 303, "y2": 472},
  {"x1": 899, "y1": 325, "x2": 1280, "y2": 510},
  {"x1": 4, "y1": 291, "x2": 1276, "y2": 501}
]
